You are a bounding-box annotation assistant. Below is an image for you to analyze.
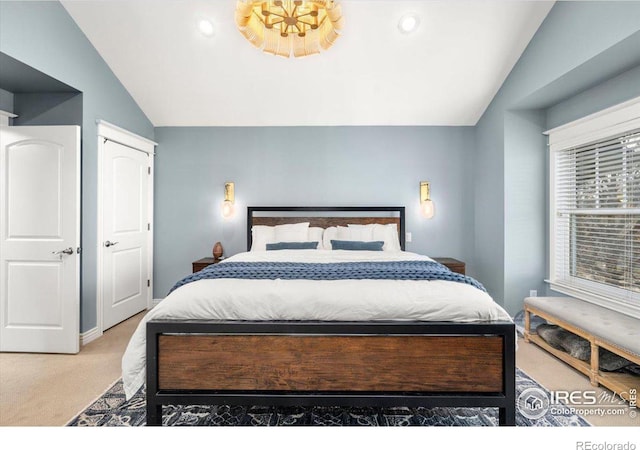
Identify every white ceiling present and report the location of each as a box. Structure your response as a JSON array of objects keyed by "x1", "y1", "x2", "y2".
[{"x1": 62, "y1": 0, "x2": 555, "y2": 127}]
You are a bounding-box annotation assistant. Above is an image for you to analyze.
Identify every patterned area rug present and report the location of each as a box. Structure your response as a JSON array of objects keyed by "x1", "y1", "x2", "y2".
[{"x1": 67, "y1": 369, "x2": 590, "y2": 426}]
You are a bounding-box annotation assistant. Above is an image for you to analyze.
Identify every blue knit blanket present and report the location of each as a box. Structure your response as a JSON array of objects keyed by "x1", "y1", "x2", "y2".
[{"x1": 169, "y1": 260, "x2": 486, "y2": 294}]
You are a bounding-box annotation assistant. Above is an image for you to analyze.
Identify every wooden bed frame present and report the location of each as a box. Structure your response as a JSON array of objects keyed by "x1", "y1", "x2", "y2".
[{"x1": 146, "y1": 206, "x2": 516, "y2": 426}]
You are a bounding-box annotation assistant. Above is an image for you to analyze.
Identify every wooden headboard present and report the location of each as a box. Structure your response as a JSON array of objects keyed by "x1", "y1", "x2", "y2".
[{"x1": 247, "y1": 206, "x2": 406, "y2": 251}]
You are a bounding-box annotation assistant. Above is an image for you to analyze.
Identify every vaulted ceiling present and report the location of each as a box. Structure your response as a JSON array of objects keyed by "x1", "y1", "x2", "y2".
[{"x1": 62, "y1": 0, "x2": 555, "y2": 126}]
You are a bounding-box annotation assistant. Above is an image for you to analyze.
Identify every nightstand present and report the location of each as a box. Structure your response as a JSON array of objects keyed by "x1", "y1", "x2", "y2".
[
  {"x1": 192, "y1": 257, "x2": 221, "y2": 273},
  {"x1": 432, "y1": 257, "x2": 465, "y2": 275}
]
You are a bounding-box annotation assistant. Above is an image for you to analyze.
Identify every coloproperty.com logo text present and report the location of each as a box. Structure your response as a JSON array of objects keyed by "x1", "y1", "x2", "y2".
[{"x1": 517, "y1": 387, "x2": 637, "y2": 420}]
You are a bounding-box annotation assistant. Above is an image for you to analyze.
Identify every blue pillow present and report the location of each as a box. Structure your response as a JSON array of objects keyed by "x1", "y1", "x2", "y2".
[
  {"x1": 266, "y1": 241, "x2": 319, "y2": 250},
  {"x1": 330, "y1": 240, "x2": 384, "y2": 251}
]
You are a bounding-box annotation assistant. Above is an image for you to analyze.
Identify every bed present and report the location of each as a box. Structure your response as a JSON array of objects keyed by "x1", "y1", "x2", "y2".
[{"x1": 122, "y1": 206, "x2": 516, "y2": 426}]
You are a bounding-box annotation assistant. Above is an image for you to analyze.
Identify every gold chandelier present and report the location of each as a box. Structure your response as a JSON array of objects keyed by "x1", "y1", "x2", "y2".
[{"x1": 235, "y1": 0, "x2": 344, "y2": 58}]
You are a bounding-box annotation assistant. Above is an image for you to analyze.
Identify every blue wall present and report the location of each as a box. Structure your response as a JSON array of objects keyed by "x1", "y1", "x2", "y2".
[
  {"x1": 546, "y1": 64, "x2": 640, "y2": 130},
  {"x1": 0, "y1": 88, "x2": 13, "y2": 113},
  {"x1": 0, "y1": 1, "x2": 154, "y2": 332},
  {"x1": 152, "y1": 126, "x2": 476, "y2": 297},
  {"x1": 13, "y1": 92, "x2": 83, "y2": 126},
  {"x1": 474, "y1": 1, "x2": 640, "y2": 315}
]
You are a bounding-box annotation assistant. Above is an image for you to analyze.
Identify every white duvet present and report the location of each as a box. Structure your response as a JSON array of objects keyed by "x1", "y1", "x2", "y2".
[{"x1": 121, "y1": 250, "x2": 512, "y2": 399}]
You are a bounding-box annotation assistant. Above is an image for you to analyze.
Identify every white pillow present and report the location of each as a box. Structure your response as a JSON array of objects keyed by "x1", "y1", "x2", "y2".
[
  {"x1": 337, "y1": 226, "x2": 350, "y2": 239},
  {"x1": 373, "y1": 223, "x2": 401, "y2": 251},
  {"x1": 322, "y1": 226, "x2": 337, "y2": 250},
  {"x1": 347, "y1": 223, "x2": 401, "y2": 251},
  {"x1": 346, "y1": 224, "x2": 375, "y2": 241},
  {"x1": 251, "y1": 222, "x2": 311, "y2": 251},
  {"x1": 251, "y1": 225, "x2": 276, "y2": 251},
  {"x1": 308, "y1": 227, "x2": 325, "y2": 250},
  {"x1": 324, "y1": 225, "x2": 375, "y2": 249},
  {"x1": 324, "y1": 224, "x2": 401, "y2": 250},
  {"x1": 274, "y1": 222, "x2": 310, "y2": 243}
]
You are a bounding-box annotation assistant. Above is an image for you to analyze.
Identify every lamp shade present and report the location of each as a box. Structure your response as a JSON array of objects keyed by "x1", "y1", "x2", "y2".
[
  {"x1": 222, "y1": 182, "x2": 235, "y2": 218},
  {"x1": 235, "y1": 0, "x2": 344, "y2": 58},
  {"x1": 420, "y1": 181, "x2": 434, "y2": 219},
  {"x1": 421, "y1": 200, "x2": 435, "y2": 219},
  {"x1": 222, "y1": 200, "x2": 234, "y2": 218}
]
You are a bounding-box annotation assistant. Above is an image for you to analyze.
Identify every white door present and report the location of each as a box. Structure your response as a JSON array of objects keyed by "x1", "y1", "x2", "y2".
[
  {"x1": 102, "y1": 139, "x2": 149, "y2": 330},
  {"x1": 0, "y1": 126, "x2": 80, "y2": 354}
]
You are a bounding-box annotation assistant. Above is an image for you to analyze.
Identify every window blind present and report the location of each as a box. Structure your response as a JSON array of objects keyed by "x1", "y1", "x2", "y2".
[{"x1": 553, "y1": 128, "x2": 640, "y2": 304}]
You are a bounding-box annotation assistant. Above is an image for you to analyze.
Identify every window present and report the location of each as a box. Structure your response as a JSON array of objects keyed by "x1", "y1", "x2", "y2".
[{"x1": 548, "y1": 97, "x2": 640, "y2": 318}]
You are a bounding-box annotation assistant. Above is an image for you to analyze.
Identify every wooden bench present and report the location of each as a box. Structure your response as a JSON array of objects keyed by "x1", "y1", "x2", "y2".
[{"x1": 524, "y1": 297, "x2": 640, "y2": 402}]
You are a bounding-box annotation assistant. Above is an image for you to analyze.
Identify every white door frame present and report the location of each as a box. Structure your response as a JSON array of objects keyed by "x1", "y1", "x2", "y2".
[
  {"x1": 96, "y1": 120, "x2": 156, "y2": 336},
  {"x1": 0, "y1": 110, "x2": 18, "y2": 126}
]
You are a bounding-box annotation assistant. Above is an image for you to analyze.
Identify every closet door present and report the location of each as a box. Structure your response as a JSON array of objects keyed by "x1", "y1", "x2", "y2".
[
  {"x1": 97, "y1": 121, "x2": 156, "y2": 333},
  {"x1": 101, "y1": 139, "x2": 150, "y2": 330}
]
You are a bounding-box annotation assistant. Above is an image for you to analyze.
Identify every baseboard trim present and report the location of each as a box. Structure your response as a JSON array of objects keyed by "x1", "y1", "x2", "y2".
[
  {"x1": 152, "y1": 298, "x2": 163, "y2": 308},
  {"x1": 80, "y1": 327, "x2": 102, "y2": 346}
]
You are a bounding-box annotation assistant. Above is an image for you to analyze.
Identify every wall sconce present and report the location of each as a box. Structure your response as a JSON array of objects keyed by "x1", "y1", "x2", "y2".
[
  {"x1": 222, "y1": 182, "x2": 235, "y2": 218},
  {"x1": 420, "y1": 181, "x2": 435, "y2": 219}
]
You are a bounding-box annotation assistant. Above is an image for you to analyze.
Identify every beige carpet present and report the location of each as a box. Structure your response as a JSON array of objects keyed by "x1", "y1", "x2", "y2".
[
  {"x1": 1, "y1": 312, "x2": 638, "y2": 427},
  {"x1": 0, "y1": 311, "x2": 144, "y2": 427}
]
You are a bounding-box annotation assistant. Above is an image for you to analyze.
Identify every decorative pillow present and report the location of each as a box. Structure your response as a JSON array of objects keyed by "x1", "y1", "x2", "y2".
[
  {"x1": 322, "y1": 226, "x2": 350, "y2": 249},
  {"x1": 322, "y1": 226, "x2": 335, "y2": 250},
  {"x1": 251, "y1": 222, "x2": 310, "y2": 251},
  {"x1": 308, "y1": 227, "x2": 325, "y2": 250},
  {"x1": 373, "y1": 224, "x2": 401, "y2": 251},
  {"x1": 274, "y1": 222, "x2": 310, "y2": 243},
  {"x1": 330, "y1": 240, "x2": 384, "y2": 251},
  {"x1": 348, "y1": 223, "x2": 401, "y2": 251},
  {"x1": 345, "y1": 224, "x2": 374, "y2": 241},
  {"x1": 266, "y1": 241, "x2": 319, "y2": 250},
  {"x1": 251, "y1": 225, "x2": 276, "y2": 251}
]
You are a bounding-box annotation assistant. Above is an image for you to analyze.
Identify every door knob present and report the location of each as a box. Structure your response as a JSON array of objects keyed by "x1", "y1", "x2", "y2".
[
  {"x1": 104, "y1": 240, "x2": 119, "y2": 248},
  {"x1": 52, "y1": 247, "x2": 74, "y2": 256}
]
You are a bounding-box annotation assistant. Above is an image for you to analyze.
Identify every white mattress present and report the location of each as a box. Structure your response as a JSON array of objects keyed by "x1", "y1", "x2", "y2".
[{"x1": 121, "y1": 250, "x2": 512, "y2": 399}]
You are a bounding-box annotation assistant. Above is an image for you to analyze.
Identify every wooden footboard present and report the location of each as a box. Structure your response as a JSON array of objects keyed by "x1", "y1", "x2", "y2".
[{"x1": 146, "y1": 320, "x2": 516, "y2": 426}]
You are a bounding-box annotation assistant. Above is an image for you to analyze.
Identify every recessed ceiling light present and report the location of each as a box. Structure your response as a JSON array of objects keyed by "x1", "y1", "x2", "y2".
[
  {"x1": 398, "y1": 13, "x2": 420, "y2": 34},
  {"x1": 198, "y1": 19, "x2": 215, "y2": 37}
]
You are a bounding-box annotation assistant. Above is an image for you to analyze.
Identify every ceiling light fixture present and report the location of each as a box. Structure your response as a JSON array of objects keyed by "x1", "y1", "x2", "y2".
[
  {"x1": 235, "y1": 0, "x2": 344, "y2": 58},
  {"x1": 199, "y1": 19, "x2": 215, "y2": 37},
  {"x1": 398, "y1": 13, "x2": 419, "y2": 34}
]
